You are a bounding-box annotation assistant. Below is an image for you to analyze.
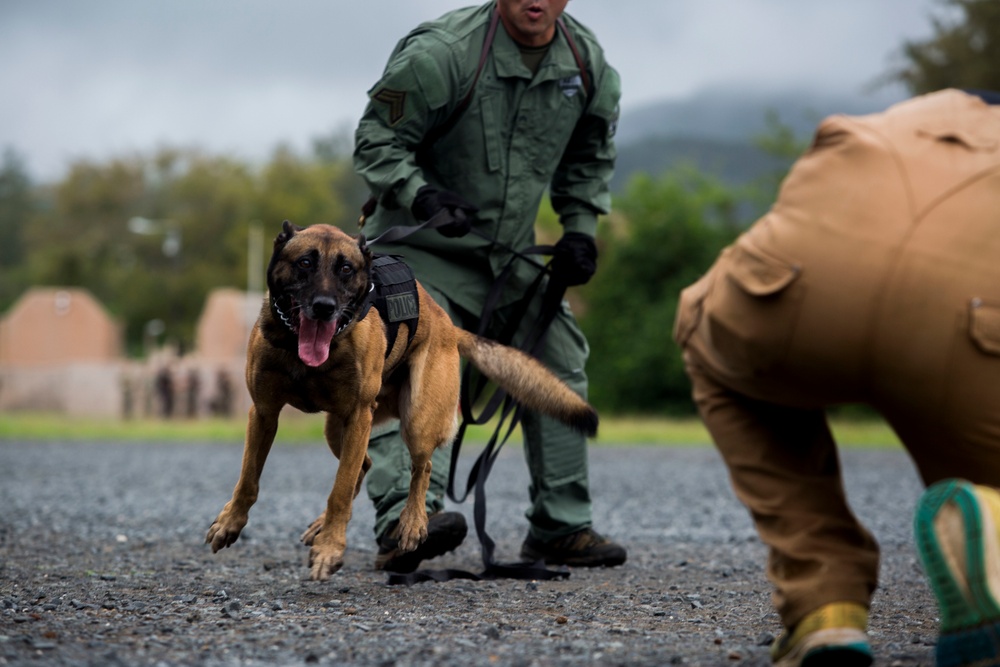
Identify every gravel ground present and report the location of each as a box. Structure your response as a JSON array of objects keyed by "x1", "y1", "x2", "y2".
[{"x1": 0, "y1": 439, "x2": 939, "y2": 666}]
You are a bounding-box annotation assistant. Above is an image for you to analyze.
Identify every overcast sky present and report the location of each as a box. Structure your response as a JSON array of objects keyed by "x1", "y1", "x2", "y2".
[{"x1": 1, "y1": 0, "x2": 942, "y2": 182}]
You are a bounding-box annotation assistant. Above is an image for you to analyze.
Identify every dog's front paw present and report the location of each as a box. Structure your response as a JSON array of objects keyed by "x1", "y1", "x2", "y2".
[
  {"x1": 205, "y1": 509, "x2": 247, "y2": 553},
  {"x1": 308, "y1": 545, "x2": 344, "y2": 581},
  {"x1": 300, "y1": 513, "x2": 326, "y2": 546}
]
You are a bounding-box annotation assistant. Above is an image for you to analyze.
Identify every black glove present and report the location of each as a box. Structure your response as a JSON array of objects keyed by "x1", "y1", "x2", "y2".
[
  {"x1": 550, "y1": 231, "x2": 598, "y2": 286},
  {"x1": 411, "y1": 186, "x2": 479, "y2": 238}
]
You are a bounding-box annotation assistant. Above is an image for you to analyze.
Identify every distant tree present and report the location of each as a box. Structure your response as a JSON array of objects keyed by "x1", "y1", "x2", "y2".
[
  {"x1": 23, "y1": 149, "x2": 258, "y2": 354},
  {"x1": 312, "y1": 124, "x2": 355, "y2": 163},
  {"x1": 11, "y1": 142, "x2": 382, "y2": 354},
  {"x1": 570, "y1": 111, "x2": 808, "y2": 415},
  {"x1": 744, "y1": 110, "x2": 811, "y2": 214},
  {"x1": 579, "y1": 168, "x2": 742, "y2": 414},
  {"x1": 890, "y1": 0, "x2": 1000, "y2": 94},
  {"x1": 0, "y1": 148, "x2": 35, "y2": 310},
  {"x1": 256, "y1": 145, "x2": 349, "y2": 232},
  {"x1": 0, "y1": 149, "x2": 31, "y2": 267}
]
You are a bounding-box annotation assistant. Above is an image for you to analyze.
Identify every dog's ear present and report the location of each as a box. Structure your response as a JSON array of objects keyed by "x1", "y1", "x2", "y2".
[
  {"x1": 265, "y1": 221, "x2": 303, "y2": 295},
  {"x1": 356, "y1": 233, "x2": 373, "y2": 266},
  {"x1": 274, "y1": 220, "x2": 303, "y2": 251}
]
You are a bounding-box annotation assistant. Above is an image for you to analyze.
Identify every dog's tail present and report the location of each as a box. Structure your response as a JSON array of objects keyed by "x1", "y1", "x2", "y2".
[{"x1": 456, "y1": 330, "x2": 598, "y2": 436}]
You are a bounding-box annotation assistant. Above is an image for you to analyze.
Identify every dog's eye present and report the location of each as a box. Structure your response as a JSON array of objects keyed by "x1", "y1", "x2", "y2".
[
  {"x1": 340, "y1": 264, "x2": 354, "y2": 275},
  {"x1": 297, "y1": 258, "x2": 313, "y2": 269}
]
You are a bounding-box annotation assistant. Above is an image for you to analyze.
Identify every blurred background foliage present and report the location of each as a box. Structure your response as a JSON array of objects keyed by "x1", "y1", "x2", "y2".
[
  {"x1": 580, "y1": 169, "x2": 747, "y2": 414},
  {"x1": 0, "y1": 139, "x2": 369, "y2": 356},
  {"x1": 890, "y1": 0, "x2": 1000, "y2": 94},
  {"x1": 0, "y1": 0, "x2": 993, "y2": 415},
  {"x1": 0, "y1": 123, "x2": 800, "y2": 417}
]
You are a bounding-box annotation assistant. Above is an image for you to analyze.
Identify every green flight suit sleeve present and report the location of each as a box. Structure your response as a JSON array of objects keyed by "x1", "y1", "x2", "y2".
[
  {"x1": 354, "y1": 33, "x2": 457, "y2": 213},
  {"x1": 550, "y1": 63, "x2": 621, "y2": 238}
]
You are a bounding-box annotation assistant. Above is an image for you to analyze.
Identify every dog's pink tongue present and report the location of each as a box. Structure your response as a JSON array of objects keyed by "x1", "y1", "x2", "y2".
[{"x1": 298, "y1": 314, "x2": 337, "y2": 367}]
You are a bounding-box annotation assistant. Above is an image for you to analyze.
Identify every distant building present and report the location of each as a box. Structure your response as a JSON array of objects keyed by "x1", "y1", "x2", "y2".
[
  {"x1": 0, "y1": 287, "x2": 121, "y2": 366},
  {"x1": 195, "y1": 288, "x2": 260, "y2": 362},
  {"x1": 190, "y1": 288, "x2": 261, "y2": 418},
  {"x1": 0, "y1": 286, "x2": 263, "y2": 419},
  {"x1": 0, "y1": 287, "x2": 124, "y2": 416}
]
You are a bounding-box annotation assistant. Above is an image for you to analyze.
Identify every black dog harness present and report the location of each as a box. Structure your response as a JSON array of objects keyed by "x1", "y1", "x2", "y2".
[{"x1": 357, "y1": 254, "x2": 420, "y2": 358}]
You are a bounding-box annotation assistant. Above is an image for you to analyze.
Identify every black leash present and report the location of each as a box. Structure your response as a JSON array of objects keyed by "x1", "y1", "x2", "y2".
[{"x1": 369, "y1": 223, "x2": 572, "y2": 585}]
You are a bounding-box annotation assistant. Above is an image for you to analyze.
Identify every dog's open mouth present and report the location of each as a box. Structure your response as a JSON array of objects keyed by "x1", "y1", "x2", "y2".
[
  {"x1": 274, "y1": 296, "x2": 341, "y2": 367},
  {"x1": 298, "y1": 312, "x2": 338, "y2": 367}
]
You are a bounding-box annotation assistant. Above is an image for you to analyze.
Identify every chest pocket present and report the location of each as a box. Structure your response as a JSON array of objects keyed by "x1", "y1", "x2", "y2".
[{"x1": 528, "y1": 84, "x2": 587, "y2": 175}]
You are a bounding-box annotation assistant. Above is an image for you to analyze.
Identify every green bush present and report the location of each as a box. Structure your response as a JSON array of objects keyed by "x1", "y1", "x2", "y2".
[{"x1": 580, "y1": 167, "x2": 744, "y2": 414}]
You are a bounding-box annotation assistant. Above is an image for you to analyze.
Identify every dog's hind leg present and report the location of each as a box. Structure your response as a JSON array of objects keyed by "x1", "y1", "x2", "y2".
[
  {"x1": 301, "y1": 413, "x2": 372, "y2": 547},
  {"x1": 206, "y1": 404, "x2": 280, "y2": 552},
  {"x1": 395, "y1": 346, "x2": 461, "y2": 553}
]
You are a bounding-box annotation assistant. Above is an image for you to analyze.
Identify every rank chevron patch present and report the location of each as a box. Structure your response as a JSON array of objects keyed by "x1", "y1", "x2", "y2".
[{"x1": 373, "y1": 88, "x2": 407, "y2": 125}]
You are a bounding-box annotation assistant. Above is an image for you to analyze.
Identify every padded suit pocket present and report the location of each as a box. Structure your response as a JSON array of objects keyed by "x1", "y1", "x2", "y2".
[{"x1": 702, "y1": 239, "x2": 803, "y2": 377}]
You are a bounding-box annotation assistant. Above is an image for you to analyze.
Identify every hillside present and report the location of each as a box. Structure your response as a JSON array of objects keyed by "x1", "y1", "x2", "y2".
[
  {"x1": 612, "y1": 85, "x2": 907, "y2": 191},
  {"x1": 611, "y1": 135, "x2": 789, "y2": 192}
]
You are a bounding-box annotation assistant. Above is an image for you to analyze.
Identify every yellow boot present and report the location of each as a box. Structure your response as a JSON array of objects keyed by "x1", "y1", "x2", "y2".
[{"x1": 770, "y1": 601, "x2": 872, "y2": 667}]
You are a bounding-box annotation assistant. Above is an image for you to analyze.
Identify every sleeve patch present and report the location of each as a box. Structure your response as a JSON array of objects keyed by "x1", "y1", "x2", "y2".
[
  {"x1": 592, "y1": 67, "x2": 621, "y2": 138},
  {"x1": 372, "y1": 88, "x2": 407, "y2": 126}
]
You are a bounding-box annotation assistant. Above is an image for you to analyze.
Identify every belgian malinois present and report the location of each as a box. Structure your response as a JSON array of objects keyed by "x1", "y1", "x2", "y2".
[{"x1": 206, "y1": 221, "x2": 598, "y2": 580}]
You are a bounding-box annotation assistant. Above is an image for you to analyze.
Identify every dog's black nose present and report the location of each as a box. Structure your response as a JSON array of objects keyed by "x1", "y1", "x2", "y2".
[{"x1": 310, "y1": 296, "x2": 337, "y2": 321}]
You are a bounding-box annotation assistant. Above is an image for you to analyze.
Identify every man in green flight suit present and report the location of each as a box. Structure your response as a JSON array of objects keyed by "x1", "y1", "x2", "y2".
[{"x1": 353, "y1": 0, "x2": 626, "y2": 572}]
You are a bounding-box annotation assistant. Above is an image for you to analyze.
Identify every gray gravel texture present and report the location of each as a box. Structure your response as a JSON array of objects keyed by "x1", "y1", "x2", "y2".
[{"x1": 0, "y1": 439, "x2": 938, "y2": 666}]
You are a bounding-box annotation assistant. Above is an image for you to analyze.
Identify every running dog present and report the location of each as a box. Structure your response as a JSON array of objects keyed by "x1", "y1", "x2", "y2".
[{"x1": 205, "y1": 221, "x2": 598, "y2": 580}]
